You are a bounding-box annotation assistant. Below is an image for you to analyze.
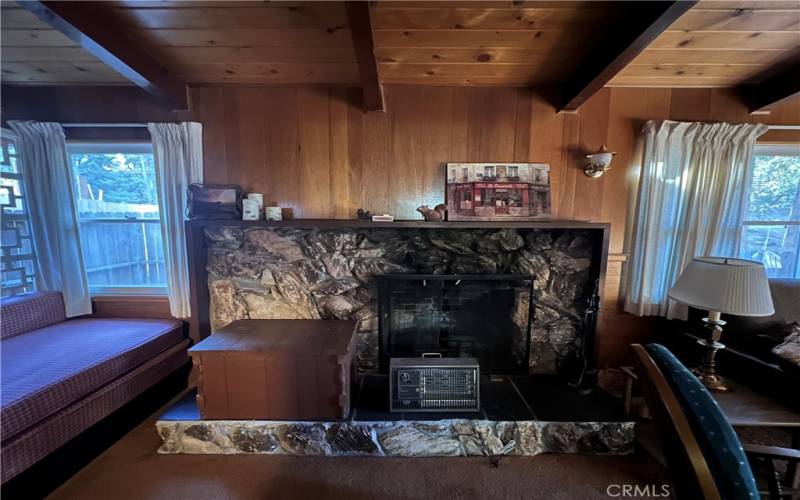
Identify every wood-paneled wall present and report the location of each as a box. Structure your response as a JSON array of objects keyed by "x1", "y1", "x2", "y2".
[{"x1": 2, "y1": 84, "x2": 798, "y2": 366}]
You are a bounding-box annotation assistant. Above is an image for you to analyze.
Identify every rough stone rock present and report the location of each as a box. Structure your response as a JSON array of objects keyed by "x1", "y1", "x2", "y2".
[
  {"x1": 318, "y1": 231, "x2": 363, "y2": 252},
  {"x1": 208, "y1": 249, "x2": 264, "y2": 280},
  {"x1": 241, "y1": 292, "x2": 308, "y2": 319},
  {"x1": 184, "y1": 424, "x2": 213, "y2": 442},
  {"x1": 320, "y1": 253, "x2": 352, "y2": 278},
  {"x1": 210, "y1": 279, "x2": 248, "y2": 328},
  {"x1": 317, "y1": 295, "x2": 363, "y2": 319},
  {"x1": 525, "y1": 231, "x2": 552, "y2": 252},
  {"x1": 244, "y1": 229, "x2": 304, "y2": 262},
  {"x1": 346, "y1": 286, "x2": 375, "y2": 305},
  {"x1": 260, "y1": 269, "x2": 277, "y2": 287},
  {"x1": 156, "y1": 420, "x2": 634, "y2": 457},
  {"x1": 352, "y1": 259, "x2": 407, "y2": 284},
  {"x1": 204, "y1": 227, "x2": 243, "y2": 249},
  {"x1": 514, "y1": 423, "x2": 544, "y2": 455},
  {"x1": 427, "y1": 230, "x2": 474, "y2": 255},
  {"x1": 274, "y1": 272, "x2": 319, "y2": 318},
  {"x1": 534, "y1": 303, "x2": 561, "y2": 325},
  {"x1": 554, "y1": 231, "x2": 593, "y2": 259},
  {"x1": 496, "y1": 229, "x2": 525, "y2": 251},
  {"x1": 545, "y1": 250, "x2": 591, "y2": 275},
  {"x1": 511, "y1": 250, "x2": 550, "y2": 290},
  {"x1": 327, "y1": 424, "x2": 380, "y2": 454},
  {"x1": 231, "y1": 426, "x2": 279, "y2": 453},
  {"x1": 408, "y1": 247, "x2": 450, "y2": 274},
  {"x1": 313, "y1": 277, "x2": 360, "y2": 296},
  {"x1": 286, "y1": 259, "x2": 327, "y2": 287},
  {"x1": 344, "y1": 247, "x2": 386, "y2": 260},
  {"x1": 548, "y1": 320, "x2": 578, "y2": 356},
  {"x1": 543, "y1": 423, "x2": 581, "y2": 453},
  {"x1": 354, "y1": 305, "x2": 378, "y2": 332},
  {"x1": 548, "y1": 270, "x2": 587, "y2": 304},
  {"x1": 577, "y1": 424, "x2": 634, "y2": 454},
  {"x1": 454, "y1": 422, "x2": 511, "y2": 456},
  {"x1": 280, "y1": 424, "x2": 331, "y2": 455},
  {"x1": 449, "y1": 255, "x2": 498, "y2": 274},
  {"x1": 378, "y1": 425, "x2": 463, "y2": 457}
]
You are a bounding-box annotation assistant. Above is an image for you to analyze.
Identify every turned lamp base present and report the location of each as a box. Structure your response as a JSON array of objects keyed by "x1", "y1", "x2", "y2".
[{"x1": 694, "y1": 312, "x2": 731, "y2": 393}]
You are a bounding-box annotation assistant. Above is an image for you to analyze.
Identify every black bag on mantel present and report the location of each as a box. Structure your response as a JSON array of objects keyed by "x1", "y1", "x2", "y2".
[{"x1": 187, "y1": 183, "x2": 243, "y2": 219}]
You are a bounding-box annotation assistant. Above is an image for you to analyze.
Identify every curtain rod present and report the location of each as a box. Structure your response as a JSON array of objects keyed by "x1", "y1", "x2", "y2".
[
  {"x1": 767, "y1": 125, "x2": 800, "y2": 130},
  {"x1": 61, "y1": 123, "x2": 148, "y2": 128}
]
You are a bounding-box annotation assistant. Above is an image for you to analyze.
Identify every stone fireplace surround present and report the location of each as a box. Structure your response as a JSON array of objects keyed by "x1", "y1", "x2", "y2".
[
  {"x1": 158, "y1": 220, "x2": 631, "y2": 458},
  {"x1": 198, "y1": 220, "x2": 608, "y2": 375}
]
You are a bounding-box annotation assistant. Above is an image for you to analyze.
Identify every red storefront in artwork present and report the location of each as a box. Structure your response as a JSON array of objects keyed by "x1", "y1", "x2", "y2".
[{"x1": 446, "y1": 163, "x2": 552, "y2": 221}]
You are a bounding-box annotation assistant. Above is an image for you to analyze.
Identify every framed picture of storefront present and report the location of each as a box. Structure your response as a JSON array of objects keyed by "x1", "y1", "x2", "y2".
[{"x1": 446, "y1": 163, "x2": 552, "y2": 221}]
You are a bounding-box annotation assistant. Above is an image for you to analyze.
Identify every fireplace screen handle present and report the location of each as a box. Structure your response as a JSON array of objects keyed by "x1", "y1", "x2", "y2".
[{"x1": 421, "y1": 352, "x2": 443, "y2": 358}]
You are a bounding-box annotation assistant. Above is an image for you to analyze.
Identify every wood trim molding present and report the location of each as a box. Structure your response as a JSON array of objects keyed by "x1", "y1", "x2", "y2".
[
  {"x1": 558, "y1": 1, "x2": 697, "y2": 112},
  {"x1": 19, "y1": 1, "x2": 188, "y2": 110},
  {"x1": 345, "y1": 1, "x2": 384, "y2": 112},
  {"x1": 740, "y1": 64, "x2": 800, "y2": 113}
]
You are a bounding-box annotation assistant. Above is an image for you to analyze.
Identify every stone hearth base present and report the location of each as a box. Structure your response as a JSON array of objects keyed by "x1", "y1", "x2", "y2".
[{"x1": 157, "y1": 419, "x2": 634, "y2": 457}]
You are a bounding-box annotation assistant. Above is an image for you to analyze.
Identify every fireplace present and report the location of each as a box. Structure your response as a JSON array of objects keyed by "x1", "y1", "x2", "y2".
[
  {"x1": 377, "y1": 274, "x2": 533, "y2": 374},
  {"x1": 189, "y1": 220, "x2": 609, "y2": 377}
]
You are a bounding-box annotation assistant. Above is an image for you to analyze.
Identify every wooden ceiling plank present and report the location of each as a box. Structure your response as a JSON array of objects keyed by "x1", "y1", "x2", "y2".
[
  {"x1": 109, "y1": 5, "x2": 349, "y2": 30},
  {"x1": 131, "y1": 28, "x2": 354, "y2": 48},
  {"x1": 740, "y1": 63, "x2": 800, "y2": 111},
  {"x1": 156, "y1": 47, "x2": 357, "y2": 64},
  {"x1": 672, "y1": 9, "x2": 800, "y2": 32},
  {"x1": 559, "y1": 1, "x2": 698, "y2": 111},
  {"x1": 345, "y1": 1, "x2": 384, "y2": 112},
  {"x1": 371, "y1": 7, "x2": 620, "y2": 30},
  {"x1": 653, "y1": 31, "x2": 800, "y2": 50},
  {"x1": 18, "y1": 1, "x2": 188, "y2": 109},
  {"x1": 375, "y1": 47, "x2": 593, "y2": 65}
]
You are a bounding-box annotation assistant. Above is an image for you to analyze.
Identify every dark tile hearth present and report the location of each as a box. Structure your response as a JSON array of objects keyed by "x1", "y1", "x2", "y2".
[{"x1": 160, "y1": 375, "x2": 624, "y2": 424}]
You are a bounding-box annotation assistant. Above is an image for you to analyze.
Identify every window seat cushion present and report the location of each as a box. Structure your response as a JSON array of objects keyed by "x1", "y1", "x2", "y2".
[{"x1": 0, "y1": 318, "x2": 183, "y2": 440}]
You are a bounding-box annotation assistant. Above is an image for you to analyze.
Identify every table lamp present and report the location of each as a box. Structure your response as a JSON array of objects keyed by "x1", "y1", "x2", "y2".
[{"x1": 668, "y1": 257, "x2": 774, "y2": 392}]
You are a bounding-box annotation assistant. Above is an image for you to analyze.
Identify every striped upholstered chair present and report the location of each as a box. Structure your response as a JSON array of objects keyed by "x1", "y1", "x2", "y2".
[{"x1": 632, "y1": 343, "x2": 799, "y2": 499}]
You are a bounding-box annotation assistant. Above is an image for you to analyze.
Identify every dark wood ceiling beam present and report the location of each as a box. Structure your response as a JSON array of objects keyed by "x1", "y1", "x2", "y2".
[
  {"x1": 558, "y1": 1, "x2": 697, "y2": 112},
  {"x1": 345, "y1": 1, "x2": 384, "y2": 112},
  {"x1": 740, "y1": 64, "x2": 800, "y2": 113},
  {"x1": 19, "y1": 1, "x2": 188, "y2": 110}
]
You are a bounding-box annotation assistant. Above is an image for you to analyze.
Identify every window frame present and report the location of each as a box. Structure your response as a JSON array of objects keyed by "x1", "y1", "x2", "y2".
[
  {"x1": 741, "y1": 143, "x2": 800, "y2": 279},
  {"x1": 67, "y1": 141, "x2": 167, "y2": 297},
  {"x1": 1, "y1": 128, "x2": 38, "y2": 296}
]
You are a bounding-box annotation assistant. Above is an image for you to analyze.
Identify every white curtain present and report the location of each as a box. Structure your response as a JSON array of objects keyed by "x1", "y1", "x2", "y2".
[
  {"x1": 148, "y1": 122, "x2": 203, "y2": 318},
  {"x1": 9, "y1": 121, "x2": 91, "y2": 317},
  {"x1": 624, "y1": 120, "x2": 767, "y2": 318}
]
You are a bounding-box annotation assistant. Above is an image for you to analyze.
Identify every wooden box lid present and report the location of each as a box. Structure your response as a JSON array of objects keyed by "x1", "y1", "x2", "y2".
[{"x1": 189, "y1": 319, "x2": 357, "y2": 356}]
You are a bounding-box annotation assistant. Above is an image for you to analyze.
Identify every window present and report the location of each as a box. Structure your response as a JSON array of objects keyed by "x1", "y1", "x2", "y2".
[
  {"x1": 741, "y1": 144, "x2": 800, "y2": 279},
  {"x1": 68, "y1": 143, "x2": 166, "y2": 295},
  {"x1": 1, "y1": 129, "x2": 37, "y2": 296}
]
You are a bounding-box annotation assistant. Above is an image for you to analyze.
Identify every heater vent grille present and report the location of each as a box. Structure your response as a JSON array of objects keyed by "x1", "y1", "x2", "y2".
[{"x1": 390, "y1": 358, "x2": 479, "y2": 412}]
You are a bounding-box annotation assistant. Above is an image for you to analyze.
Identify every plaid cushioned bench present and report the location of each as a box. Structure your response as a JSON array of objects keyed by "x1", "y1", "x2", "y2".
[{"x1": 0, "y1": 291, "x2": 190, "y2": 483}]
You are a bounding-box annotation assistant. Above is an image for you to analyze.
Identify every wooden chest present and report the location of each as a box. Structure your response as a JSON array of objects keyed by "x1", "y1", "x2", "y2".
[{"x1": 189, "y1": 319, "x2": 357, "y2": 420}]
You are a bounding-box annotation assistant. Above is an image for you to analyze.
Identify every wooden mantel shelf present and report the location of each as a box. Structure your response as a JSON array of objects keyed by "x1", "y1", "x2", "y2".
[{"x1": 186, "y1": 219, "x2": 611, "y2": 231}]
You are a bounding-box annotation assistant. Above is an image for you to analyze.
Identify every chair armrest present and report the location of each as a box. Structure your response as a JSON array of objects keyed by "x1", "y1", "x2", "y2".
[{"x1": 744, "y1": 443, "x2": 800, "y2": 461}]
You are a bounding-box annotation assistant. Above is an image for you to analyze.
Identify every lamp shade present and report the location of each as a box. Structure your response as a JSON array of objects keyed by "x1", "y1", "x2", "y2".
[{"x1": 668, "y1": 257, "x2": 774, "y2": 317}]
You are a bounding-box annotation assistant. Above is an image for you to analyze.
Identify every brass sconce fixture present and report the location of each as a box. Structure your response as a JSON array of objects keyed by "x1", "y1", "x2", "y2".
[{"x1": 584, "y1": 145, "x2": 617, "y2": 178}]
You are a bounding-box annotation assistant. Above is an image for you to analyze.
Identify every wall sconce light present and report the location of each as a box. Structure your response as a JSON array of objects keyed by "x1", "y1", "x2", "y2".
[{"x1": 584, "y1": 145, "x2": 617, "y2": 178}]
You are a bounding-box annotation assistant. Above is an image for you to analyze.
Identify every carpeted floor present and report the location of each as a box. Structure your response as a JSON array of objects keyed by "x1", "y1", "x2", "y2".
[{"x1": 46, "y1": 413, "x2": 669, "y2": 500}]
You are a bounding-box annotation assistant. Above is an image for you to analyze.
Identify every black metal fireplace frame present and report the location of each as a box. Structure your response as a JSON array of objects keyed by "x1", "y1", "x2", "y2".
[{"x1": 376, "y1": 273, "x2": 535, "y2": 375}]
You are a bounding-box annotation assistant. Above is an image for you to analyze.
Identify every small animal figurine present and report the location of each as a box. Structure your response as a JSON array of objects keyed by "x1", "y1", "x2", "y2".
[
  {"x1": 356, "y1": 208, "x2": 373, "y2": 220},
  {"x1": 417, "y1": 204, "x2": 448, "y2": 222}
]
